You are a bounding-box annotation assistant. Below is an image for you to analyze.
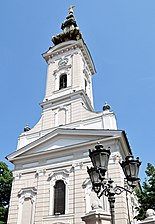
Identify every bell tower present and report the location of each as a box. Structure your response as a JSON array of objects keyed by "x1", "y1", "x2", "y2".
[
  {"x1": 41, "y1": 7, "x2": 95, "y2": 126},
  {"x1": 42, "y1": 38, "x2": 95, "y2": 110}
]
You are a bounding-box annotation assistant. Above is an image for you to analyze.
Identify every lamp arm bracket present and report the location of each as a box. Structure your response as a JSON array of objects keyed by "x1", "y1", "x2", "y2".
[
  {"x1": 97, "y1": 183, "x2": 132, "y2": 199},
  {"x1": 98, "y1": 183, "x2": 109, "y2": 198},
  {"x1": 114, "y1": 185, "x2": 132, "y2": 195}
]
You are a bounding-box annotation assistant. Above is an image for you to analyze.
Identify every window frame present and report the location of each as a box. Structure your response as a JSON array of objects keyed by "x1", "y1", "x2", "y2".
[
  {"x1": 54, "y1": 180, "x2": 66, "y2": 215},
  {"x1": 49, "y1": 170, "x2": 69, "y2": 216},
  {"x1": 59, "y1": 73, "x2": 67, "y2": 90},
  {"x1": 17, "y1": 187, "x2": 37, "y2": 224}
]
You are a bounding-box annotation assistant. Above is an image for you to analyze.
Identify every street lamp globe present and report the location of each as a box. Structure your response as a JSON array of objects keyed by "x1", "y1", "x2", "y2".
[
  {"x1": 120, "y1": 155, "x2": 141, "y2": 187},
  {"x1": 87, "y1": 167, "x2": 101, "y2": 194},
  {"x1": 89, "y1": 144, "x2": 111, "y2": 180}
]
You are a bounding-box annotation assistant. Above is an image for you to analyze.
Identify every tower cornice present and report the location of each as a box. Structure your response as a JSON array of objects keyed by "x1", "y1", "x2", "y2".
[
  {"x1": 42, "y1": 39, "x2": 96, "y2": 75},
  {"x1": 40, "y1": 89, "x2": 94, "y2": 112}
]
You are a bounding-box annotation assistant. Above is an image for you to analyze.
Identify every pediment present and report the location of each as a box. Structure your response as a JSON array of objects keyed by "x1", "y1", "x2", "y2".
[
  {"x1": 19, "y1": 134, "x2": 99, "y2": 157},
  {"x1": 7, "y1": 128, "x2": 126, "y2": 162}
]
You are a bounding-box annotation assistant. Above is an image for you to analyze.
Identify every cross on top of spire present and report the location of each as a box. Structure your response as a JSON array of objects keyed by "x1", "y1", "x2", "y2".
[{"x1": 68, "y1": 5, "x2": 75, "y2": 14}]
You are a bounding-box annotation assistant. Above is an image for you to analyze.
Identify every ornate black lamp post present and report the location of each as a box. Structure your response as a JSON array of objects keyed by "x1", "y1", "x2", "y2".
[{"x1": 87, "y1": 143, "x2": 141, "y2": 224}]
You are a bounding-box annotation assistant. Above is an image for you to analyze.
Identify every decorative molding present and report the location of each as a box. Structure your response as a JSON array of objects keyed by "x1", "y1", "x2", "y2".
[
  {"x1": 71, "y1": 162, "x2": 83, "y2": 170},
  {"x1": 53, "y1": 64, "x2": 71, "y2": 76},
  {"x1": 83, "y1": 68, "x2": 90, "y2": 83},
  {"x1": 48, "y1": 58, "x2": 55, "y2": 65},
  {"x1": 111, "y1": 152, "x2": 122, "y2": 163},
  {"x1": 53, "y1": 222, "x2": 70, "y2": 224},
  {"x1": 13, "y1": 172, "x2": 22, "y2": 180},
  {"x1": 36, "y1": 169, "x2": 46, "y2": 177},
  {"x1": 18, "y1": 187, "x2": 37, "y2": 201},
  {"x1": 43, "y1": 214, "x2": 73, "y2": 224},
  {"x1": 48, "y1": 169, "x2": 70, "y2": 184},
  {"x1": 58, "y1": 57, "x2": 69, "y2": 67},
  {"x1": 17, "y1": 187, "x2": 37, "y2": 224}
]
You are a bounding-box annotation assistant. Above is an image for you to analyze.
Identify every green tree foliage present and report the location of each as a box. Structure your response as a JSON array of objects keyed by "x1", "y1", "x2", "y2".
[
  {"x1": 0, "y1": 162, "x2": 13, "y2": 224},
  {"x1": 135, "y1": 163, "x2": 155, "y2": 220}
]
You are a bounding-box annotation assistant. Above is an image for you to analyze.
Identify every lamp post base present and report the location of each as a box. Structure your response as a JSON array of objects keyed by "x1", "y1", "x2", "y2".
[
  {"x1": 140, "y1": 217, "x2": 155, "y2": 224},
  {"x1": 82, "y1": 210, "x2": 111, "y2": 224}
]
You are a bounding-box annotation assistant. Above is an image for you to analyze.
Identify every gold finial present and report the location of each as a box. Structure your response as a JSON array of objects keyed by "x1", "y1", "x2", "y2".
[{"x1": 68, "y1": 5, "x2": 75, "y2": 14}]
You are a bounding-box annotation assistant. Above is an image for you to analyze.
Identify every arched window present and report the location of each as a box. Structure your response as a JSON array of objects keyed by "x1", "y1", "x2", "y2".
[
  {"x1": 54, "y1": 180, "x2": 66, "y2": 215},
  {"x1": 59, "y1": 74, "x2": 67, "y2": 90},
  {"x1": 58, "y1": 109, "x2": 66, "y2": 126},
  {"x1": 49, "y1": 170, "x2": 69, "y2": 216},
  {"x1": 17, "y1": 187, "x2": 37, "y2": 224}
]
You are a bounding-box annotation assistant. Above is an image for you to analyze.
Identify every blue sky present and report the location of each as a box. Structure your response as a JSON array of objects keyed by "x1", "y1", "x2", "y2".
[{"x1": 0, "y1": 0, "x2": 155, "y2": 181}]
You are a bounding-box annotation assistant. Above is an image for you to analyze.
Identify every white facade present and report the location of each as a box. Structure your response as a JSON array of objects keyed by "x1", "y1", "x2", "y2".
[{"x1": 7, "y1": 9, "x2": 139, "y2": 224}]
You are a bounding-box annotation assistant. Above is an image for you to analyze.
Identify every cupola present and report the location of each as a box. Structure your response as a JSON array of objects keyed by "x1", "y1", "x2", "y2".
[{"x1": 52, "y1": 6, "x2": 82, "y2": 45}]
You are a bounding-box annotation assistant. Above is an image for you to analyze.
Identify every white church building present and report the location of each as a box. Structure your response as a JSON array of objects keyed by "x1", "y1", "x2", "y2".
[{"x1": 7, "y1": 7, "x2": 139, "y2": 224}]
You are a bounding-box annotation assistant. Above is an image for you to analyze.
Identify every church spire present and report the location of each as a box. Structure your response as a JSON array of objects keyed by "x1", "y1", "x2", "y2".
[{"x1": 52, "y1": 6, "x2": 82, "y2": 45}]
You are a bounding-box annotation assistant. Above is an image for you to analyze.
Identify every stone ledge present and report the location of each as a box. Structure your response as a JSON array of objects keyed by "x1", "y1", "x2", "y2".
[{"x1": 82, "y1": 209, "x2": 111, "y2": 224}]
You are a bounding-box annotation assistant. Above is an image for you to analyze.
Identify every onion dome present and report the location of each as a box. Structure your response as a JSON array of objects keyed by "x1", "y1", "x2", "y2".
[
  {"x1": 52, "y1": 6, "x2": 82, "y2": 45},
  {"x1": 103, "y1": 102, "x2": 111, "y2": 111}
]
